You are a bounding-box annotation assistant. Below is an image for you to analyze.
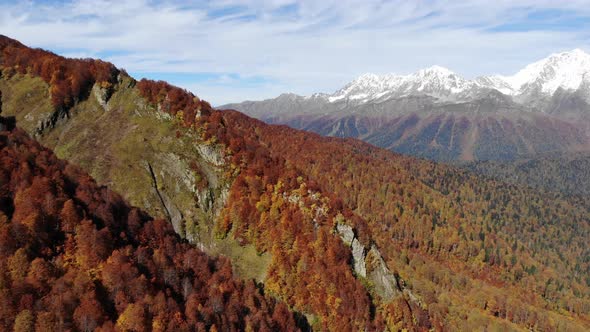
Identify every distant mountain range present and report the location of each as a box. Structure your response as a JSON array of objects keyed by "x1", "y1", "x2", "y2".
[{"x1": 224, "y1": 49, "x2": 590, "y2": 161}]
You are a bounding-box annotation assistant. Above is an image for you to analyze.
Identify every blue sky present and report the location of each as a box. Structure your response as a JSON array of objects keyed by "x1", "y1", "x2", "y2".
[{"x1": 1, "y1": 0, "x2": 590, "y2": 105}]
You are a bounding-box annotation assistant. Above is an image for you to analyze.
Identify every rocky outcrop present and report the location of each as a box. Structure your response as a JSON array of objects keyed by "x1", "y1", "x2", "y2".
[
  {"x1": 336, "y1": 224, "x2": 367, "y2": 277},
  {"x1": 92, "y1": 82, "x2": 112, "y2": 110},
  {"x1": 366, "y1": 245, "x2": 402, "y2": 301},
  {"x1": 196, "y1": 143, "x2": 225, "y2": 166},
  {"x1": 143, "y1": 146, "x2": 229, "y2": 241},
  {"x1": 336, "y1": 222, "x2": 405, "y2": 302},
  {"x1": 33, "y1": 107, "x2": 69, "y2": 136}
]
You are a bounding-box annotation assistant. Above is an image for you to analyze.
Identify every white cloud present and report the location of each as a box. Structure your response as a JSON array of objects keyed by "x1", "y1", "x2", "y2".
[{"x1": 1, "y1": 0, "x2": 589, "y2": 104}]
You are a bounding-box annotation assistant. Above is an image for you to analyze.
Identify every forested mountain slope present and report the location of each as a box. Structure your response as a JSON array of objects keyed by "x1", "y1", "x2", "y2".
[
  {"x1": 0, "y1": 116, "x2": 299, "y2": 330},
  {"x1": 462, "y1": 152, "x2": 590, "y2": 198},
  {"x1": 235, "y1": 116, "x2": 590, "y2": 330},
  {"x1": 0, "y1": 35, "x2": 414, "y2": 331},
  {"x1": 1, "y1": 35, "x2": 589, "y2": 330}
]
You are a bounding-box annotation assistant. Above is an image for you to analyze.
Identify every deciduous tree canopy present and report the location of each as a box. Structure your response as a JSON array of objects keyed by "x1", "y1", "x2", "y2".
[{"x1": 0, "y1": 121, "x2": 299, "y2": 331}]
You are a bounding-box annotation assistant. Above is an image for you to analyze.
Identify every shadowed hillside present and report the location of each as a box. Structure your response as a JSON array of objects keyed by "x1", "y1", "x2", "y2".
[{"x1": 462, "y1": 152, "x2": 590, "y2": 198}]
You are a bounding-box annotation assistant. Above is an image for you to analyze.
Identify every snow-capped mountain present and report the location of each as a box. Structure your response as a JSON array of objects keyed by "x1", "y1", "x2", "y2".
[
  {"x1": 223, "y1": 49, "x2": 590, "y2": 162},
  {"x1": 328, "y1": 66, "x2": 480, "y2": 103},
  {"x1": 492, "y1": 49, "x2": 590, "y2": 97},
  {"x1": 320, "y1": 49, "x2": 590, "y2": 106}
]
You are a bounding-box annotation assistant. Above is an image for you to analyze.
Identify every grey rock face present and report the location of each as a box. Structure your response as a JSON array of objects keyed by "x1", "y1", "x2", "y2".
[
  {"x1": 351, "y1": 238, "x2": 367, "y2": 278},
  {"x1": 92, "y1": 83, "x2": 111, "y2": 109},
  {"x1": 196, "y1": 143, "x2": 225, "y2": 166},
  {"x1": 366, "y1": 245, "x2": 402, "y2": 301},
  {"x1": 335, "y1": 224, "x2": 366, "y2": 277},
  {"x1": 335, "y1": 223, "x2": 405, "y2": 300},
  {"x1": 336, "y1": 223, "x2": 355, "y2": 245}
]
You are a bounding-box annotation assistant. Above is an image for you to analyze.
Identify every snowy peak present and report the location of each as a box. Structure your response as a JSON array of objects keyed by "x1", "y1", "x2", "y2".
[
  {"x1": 409, "y1": 65, "x2": 475, "y2": 95},
  {"x1": 328, "y1": 73, "x2": 404, "y2": 102},
  {"x1": 493, "y1": 49, "x2": 590, "y2": 95},
  {"x1": 328, "y1": 66, "x2": 476, "y2": 102},
  {"x1": 416, "y1": 65, "x2": 455, "y2": 77}
]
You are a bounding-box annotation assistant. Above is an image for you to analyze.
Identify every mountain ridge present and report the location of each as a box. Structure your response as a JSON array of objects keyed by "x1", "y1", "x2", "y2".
[
  {"x1": 224, "y1": 49, "x2": 590, "y2": 162},
  {"x1": 271, "y1": 48, "x2": 590, "y2": 106}
]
